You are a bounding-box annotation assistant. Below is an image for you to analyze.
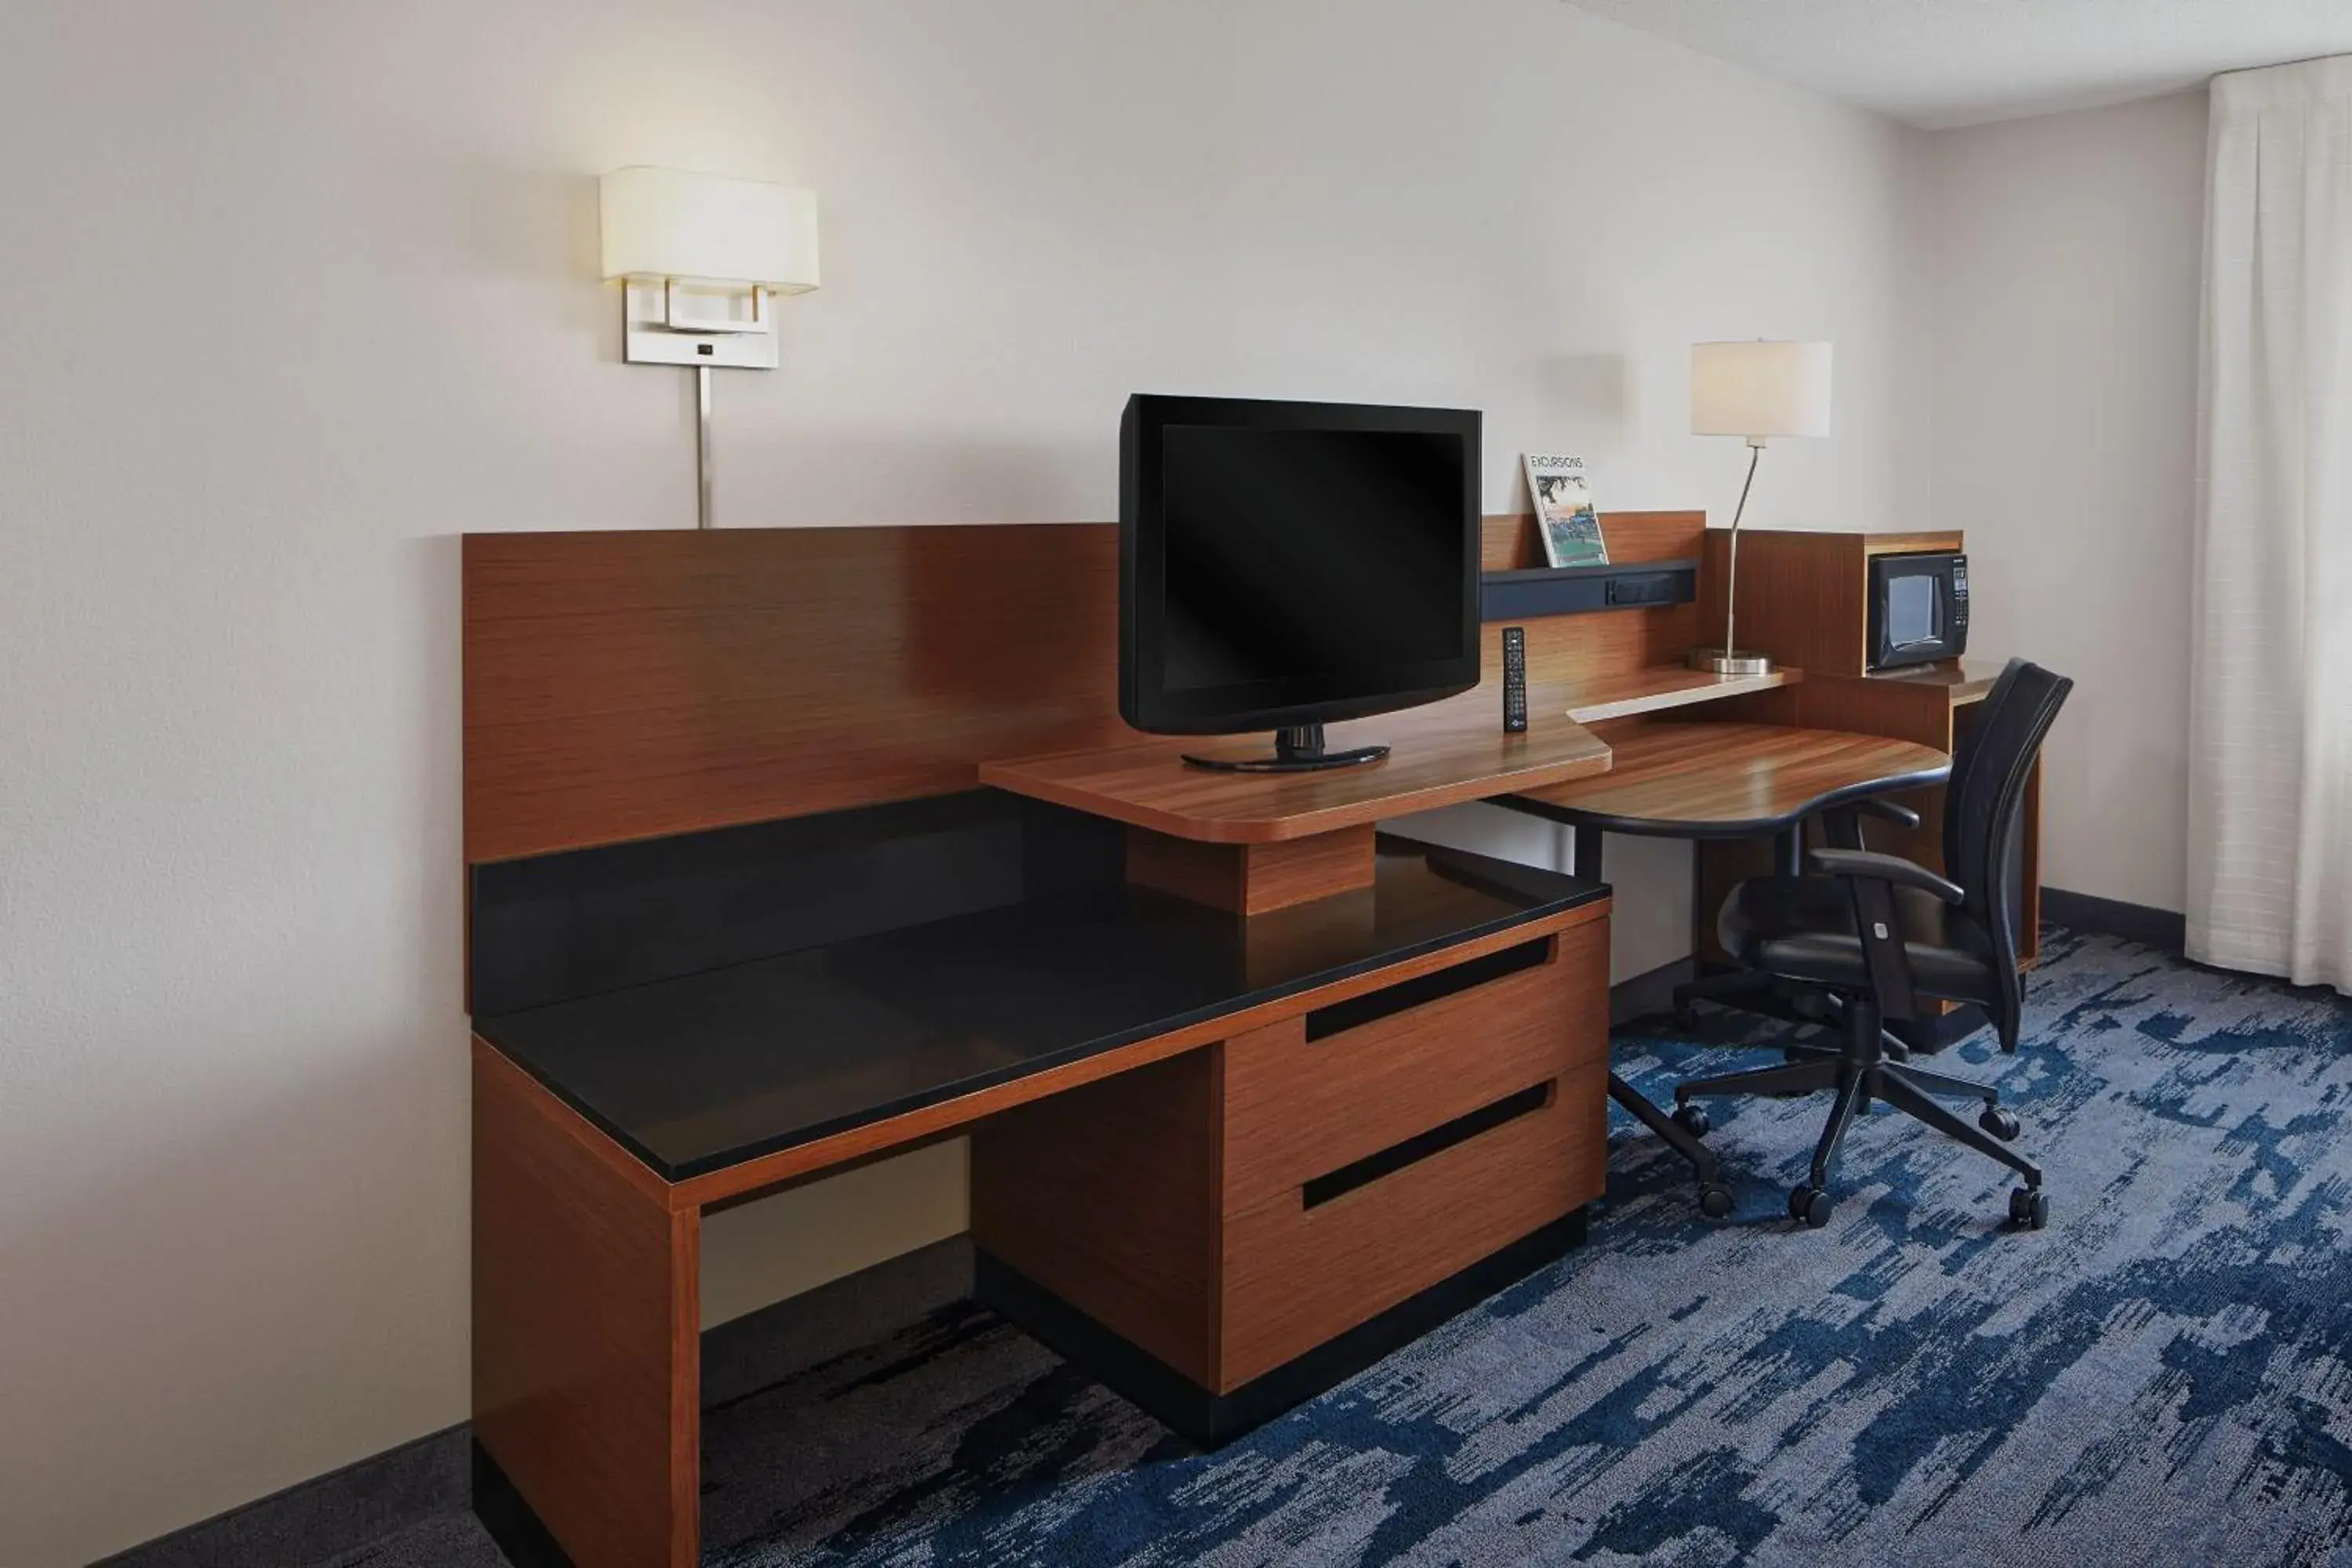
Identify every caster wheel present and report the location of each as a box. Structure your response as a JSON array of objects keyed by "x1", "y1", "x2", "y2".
[
  {"x1": 1697, "y1": 1183, "x2": 1736, "y2": 1220},
  {"x1": 1980, "y1": 1106, "x2": 2022, "y2": 1142},
  {"x1": 2009, "y1": 1187, "x2": 2049, "y2": 1230},
  {"x1": 1789, "y1": 1185, "x2": 1833, "y2": 1229},
  {"x1": 1673, "y1": 1103, "x2": 1711, "y2": 1138}
]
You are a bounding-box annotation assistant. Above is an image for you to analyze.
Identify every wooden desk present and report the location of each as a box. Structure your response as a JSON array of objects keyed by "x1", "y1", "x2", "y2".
[
  {"x1": 1497, "y1": 720, "x2": 1952, "y2": 1212},
  {"x1": 460, "y1": 522, "x2": 1643, "y2": 1568},
  {"x1": 460, "y1": 510, "x2": 2052, "y2": 1566}
]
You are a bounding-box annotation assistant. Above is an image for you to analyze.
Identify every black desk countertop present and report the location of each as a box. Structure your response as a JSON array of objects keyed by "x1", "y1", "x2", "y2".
[{"x1": 474, "y1": 837, "x2": 1606, "y2": 1181}]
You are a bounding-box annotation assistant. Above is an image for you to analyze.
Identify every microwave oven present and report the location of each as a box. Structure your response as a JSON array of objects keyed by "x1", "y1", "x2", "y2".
[{"x1": 1867, "y1": 551, "x2": 1969, "y2": 671}]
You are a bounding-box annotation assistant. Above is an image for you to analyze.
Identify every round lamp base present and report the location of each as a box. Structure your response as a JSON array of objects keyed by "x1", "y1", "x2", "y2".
[{"x1": 1686, "y1": 648, "x2": 1777, "y2": 677}]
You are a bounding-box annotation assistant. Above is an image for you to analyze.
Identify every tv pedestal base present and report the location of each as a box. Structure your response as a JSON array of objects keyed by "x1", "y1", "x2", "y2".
[{"x1": 1181, "y1": 722, "x2": 1389, "y2": 773}]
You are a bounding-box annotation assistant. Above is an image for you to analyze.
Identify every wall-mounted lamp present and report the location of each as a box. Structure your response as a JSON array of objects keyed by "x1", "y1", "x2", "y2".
[{"x1": 599, "y1": 166, "x2": 821, "y2": 528}]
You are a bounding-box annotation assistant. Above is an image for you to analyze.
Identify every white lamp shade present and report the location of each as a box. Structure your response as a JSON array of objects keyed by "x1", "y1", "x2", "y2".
[
  {"x1": 1690, "y1": 340, "x2": 1832, "y2": 439},
  {"x1": 599, "y1": 166, "x2": 820, "y2": 292}
]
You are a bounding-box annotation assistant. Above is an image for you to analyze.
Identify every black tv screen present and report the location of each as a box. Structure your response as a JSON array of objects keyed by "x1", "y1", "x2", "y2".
[{"x1": 1120, "y1": 395, "x2": 1481, "y2": 736}]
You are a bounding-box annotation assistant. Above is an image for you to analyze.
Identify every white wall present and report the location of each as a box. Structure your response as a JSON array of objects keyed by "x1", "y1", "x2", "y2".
[
  {"x1": 0, "y1": 2, "x2": 1929, "y2": 1559},
  {"x1": 1926, "y1": 91, "x2": 2209, "y2": 913}
]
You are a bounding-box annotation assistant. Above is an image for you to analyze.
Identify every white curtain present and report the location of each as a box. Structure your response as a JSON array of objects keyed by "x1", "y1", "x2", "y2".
[{"x1": 2188, "y1": 55, "x2": 2352, "y2": 989}]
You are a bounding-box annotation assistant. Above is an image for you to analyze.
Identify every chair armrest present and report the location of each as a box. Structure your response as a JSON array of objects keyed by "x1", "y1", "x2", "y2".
[
  {"x1": 1807, "y1": 848, "x2": 1965, "y2": 906},
  {"x1": 1853, "y1": 797, "x2": 1922, "y2": 831}
]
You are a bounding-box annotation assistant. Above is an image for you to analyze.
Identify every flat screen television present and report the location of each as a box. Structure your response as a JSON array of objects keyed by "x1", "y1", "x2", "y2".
[{"x1": 1119, "y1": 394, "x2": 1482, "y2": 772}]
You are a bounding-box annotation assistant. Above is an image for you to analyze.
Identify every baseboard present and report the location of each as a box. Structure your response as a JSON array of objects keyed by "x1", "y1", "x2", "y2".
[
  {"x1": 975, "y1": 1208, "x2": 1591, "y2": 1446},
  {"x1": 89, "y1": 1424, "x2": 473, "y2": 1568},
  {"x1": 2041, "y1": 887, "x2": 2186, "y2": 955},
  {"x1": 102, "y1": 1238, "x2": 975, "y2": 1568}
]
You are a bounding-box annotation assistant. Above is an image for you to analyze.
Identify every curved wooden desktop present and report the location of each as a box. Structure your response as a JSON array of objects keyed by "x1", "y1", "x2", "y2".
[
  {"x1": 1506, "y1": 721, "x2": 1951, "y2": 840},
  {"x1": 1497, "y1": 718, "x2": 1955, "y2": 1198}
]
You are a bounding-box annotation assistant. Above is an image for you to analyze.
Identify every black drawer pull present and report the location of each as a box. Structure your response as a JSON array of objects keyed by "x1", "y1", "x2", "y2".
[
  {"x1": 1301, "y1": 1082, "x2": 1554, "y2": 1209},
  {"x1": 1305, "y1": 937, "x2": 1551, "y2": 1042}
]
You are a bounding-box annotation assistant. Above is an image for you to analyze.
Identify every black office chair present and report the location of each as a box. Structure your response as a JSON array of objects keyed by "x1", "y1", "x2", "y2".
[{"x1": 1668, "y1": 659, "x2": 2072, "y2": 1231}]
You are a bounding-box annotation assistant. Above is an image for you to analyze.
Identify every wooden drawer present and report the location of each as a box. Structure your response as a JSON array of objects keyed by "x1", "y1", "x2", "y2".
[
  {"x1": 1218, "y1": 1058, "x2": 1606, "y2": 1389},
  {"x1": 1221, "y1": 920, "x2": 1609, "y2": 1217}
]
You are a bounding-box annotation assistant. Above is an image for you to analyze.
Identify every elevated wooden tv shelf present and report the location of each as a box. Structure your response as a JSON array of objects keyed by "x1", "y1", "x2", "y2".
[
  {"x1": 982, "y1": 700, "x2": 1614, "y2": 916},
  {"x1": 978, "y1": 700, "x2": 1612, "y2": 845},
  {"x1": 980, "y1": 509, "x2": 1725, "y2": 873}
]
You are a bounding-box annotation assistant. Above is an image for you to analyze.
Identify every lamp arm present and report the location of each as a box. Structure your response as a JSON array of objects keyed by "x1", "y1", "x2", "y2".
[{"x1": 1723, "y1": 441, "x2": 1762, "y2": 661}]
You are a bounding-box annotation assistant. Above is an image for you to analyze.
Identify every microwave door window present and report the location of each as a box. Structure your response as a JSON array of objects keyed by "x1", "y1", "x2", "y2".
[{"x1": 1887, "y1": 574, "x2": 1940, "y2": 649}]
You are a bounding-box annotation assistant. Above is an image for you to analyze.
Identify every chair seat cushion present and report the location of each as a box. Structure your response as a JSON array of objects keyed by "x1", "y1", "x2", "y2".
[{"x1": 1717, "y1": 874, "x2": 2001, "y2": 1004}]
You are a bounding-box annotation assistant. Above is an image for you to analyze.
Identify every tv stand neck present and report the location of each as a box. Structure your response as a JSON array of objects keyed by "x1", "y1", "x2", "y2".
[{"x1": 1181, "y1": 722, "x2": 1390, "y2": 774}]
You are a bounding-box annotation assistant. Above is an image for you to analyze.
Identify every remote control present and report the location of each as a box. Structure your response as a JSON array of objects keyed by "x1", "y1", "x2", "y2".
[{"x1": 1502, "y1": 626, "x2": 1528, "y2": 732}]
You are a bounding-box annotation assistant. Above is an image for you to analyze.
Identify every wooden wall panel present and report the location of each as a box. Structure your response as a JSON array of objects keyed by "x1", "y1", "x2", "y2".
[
  {"x1": 1699, "y1": 529, "x2": 1868, "y2": 677},
  {"x1": 1479, "y1": 510, "x2": 1703, "y2": 572},
  {"x1": 1697, "y1": 528, "x2": 1968, "y2": 678},
  {"x1": 463, "y1": 524, "x2": 1138, "y2": 863},
  {"x1": 1483, "y1": 608, "x2": 1700, "y2": 695},
  {"x1": 1479, "y1": 510, "x2": 1708, "y2": 690},
  {"x1": 1792, "y1": 673, "x2": 1962, "y2": 752},
  {"x1": 466, "y1": 514, "x2": 1708, "y2": 863}
]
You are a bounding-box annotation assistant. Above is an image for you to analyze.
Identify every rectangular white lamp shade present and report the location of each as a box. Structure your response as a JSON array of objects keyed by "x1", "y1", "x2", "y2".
[
  {"x1": 599, "y1": 166, "x2": 819, "y2": 292},
  {"x1": 1690, "y1": 340, "x2": 1831, "y2": 439}
]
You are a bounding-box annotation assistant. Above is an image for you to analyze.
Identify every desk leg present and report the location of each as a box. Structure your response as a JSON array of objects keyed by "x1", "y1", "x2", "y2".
[
  {"x1": 474, "y1": 1044, "x2": 699, "y2": 1568},
  {"x1": 1774, "y1": 826, "x2": 1804, "y2": 876},
  {"x1": 1573, "y1": 825, "x2": 1605, "y2": 883}
]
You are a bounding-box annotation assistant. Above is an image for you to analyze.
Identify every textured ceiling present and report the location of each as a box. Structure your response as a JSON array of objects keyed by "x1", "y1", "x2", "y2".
[{"x1": 1562, "y1": 0, "x2": 2352, "y2": 129}]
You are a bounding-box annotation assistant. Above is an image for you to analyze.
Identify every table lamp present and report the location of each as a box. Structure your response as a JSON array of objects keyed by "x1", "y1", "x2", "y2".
[{"x1": 1686, "y1": 339, "x2": 1832, "y2": 675}]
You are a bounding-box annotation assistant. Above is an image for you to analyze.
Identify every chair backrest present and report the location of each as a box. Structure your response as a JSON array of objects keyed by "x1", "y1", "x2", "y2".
[{"x1": 1942, "y1": 658, "x2": 2073, "y2": 1047}]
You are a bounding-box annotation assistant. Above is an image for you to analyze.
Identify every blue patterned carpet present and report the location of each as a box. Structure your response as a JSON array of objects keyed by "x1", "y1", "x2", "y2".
[{"x1": 361, "y1": 929, "x2": 2352, "y2": 1567}]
